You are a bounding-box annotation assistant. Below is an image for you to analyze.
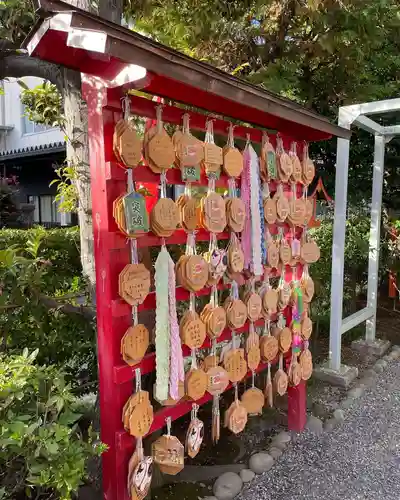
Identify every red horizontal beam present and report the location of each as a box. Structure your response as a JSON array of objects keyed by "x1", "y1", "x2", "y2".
[
  {"x1": 106, "y1": 89, "x2": 296, "y2": 148},
  {"x1": 113, "y1": 318, "x2": 267, "y2": 385},
  {"x1": 115, "y1": 357, "x2": 279, "y2": 451}
]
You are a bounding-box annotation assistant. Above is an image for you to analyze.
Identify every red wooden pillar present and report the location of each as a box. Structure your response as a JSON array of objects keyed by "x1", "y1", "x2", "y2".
[
  {"x1": 287, "y1": 382, "x2": 307, "y2": 432},
  {"x1": 82, "y1": 78, "x2": 133, "y2": 500}
]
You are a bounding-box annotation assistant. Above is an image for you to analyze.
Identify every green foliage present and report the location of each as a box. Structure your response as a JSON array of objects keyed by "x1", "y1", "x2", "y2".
[
  {"x1": 0, "y1": 349, "x2": 105, "y2": 499},
  {"x1": 0, "y1": 228, "x2": 96, "y2": 386},
  {"x1": 0, "y1": 0, "x2": 35, "y2": 43},
  {"x1": 310, "y1": 207, "x2": 386, "y2": 321},
  {"x1": 19, "y1": 81, "x2": 64, "y2": 129}
]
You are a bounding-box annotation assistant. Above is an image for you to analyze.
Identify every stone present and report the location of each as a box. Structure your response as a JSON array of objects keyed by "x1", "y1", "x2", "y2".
[
  {"x1": 348, "y1": 387, "x2": 364, "y2": 399},
  {"x1": 274, "y1": 430, "x2": 291, "y2": 444},
  {"x1": 249, "y1": 453, "x2": 274, "y2": 474},
  {"x1": 202, "y1": 497, "x2": 218, "y2": 500},
  {"x1": 240, "y1": 469, "x2": 255, "y2": 483},
  {"x1": 306, "y1": 415, "x2": 323, "y2": 435},
  {"x1": 375, "y1": 359, "x2": 388, "y2": 369},
  {"x1": 341, "y1": 398, "x2": 354, "y2": 409},
  {"x1": 383, "y1": 355, "x2": 392, "y2": 362},
  {"x1": 324, "y1": 418, "x2": 338, "y2": 432},
  {"x1": 352, "y1": 338, "x2": 391, "y2": 357},
  {"x1": 269, "y1": 446, "x2": 283, "y2": 459},
  {"x1": 269, "y1": 440, "x2": 287, "y2": 451},
  {"x1": 373, "y1": 363, "x2": 384, "y2": 374},
  {"x1": 388, "y1": 350, "x2": 400, "y2": 360},
  {"x1": 333, "y1": 409, "x2": 345, "y2": 422},
  {"x1": 213, "y1": 472, "x2": 243, "y2": 500},
  {"x1": 313, "y1": 361, "x2": 358, "y2": 388},
  {"x1": 357, "y1": 376, "x2": 374, "y2": 388}
]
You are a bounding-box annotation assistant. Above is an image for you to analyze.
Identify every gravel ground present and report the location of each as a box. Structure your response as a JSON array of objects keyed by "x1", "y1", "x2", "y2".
[{"x1": 238, "y1": 359, "x2": 400, "y2": 500}]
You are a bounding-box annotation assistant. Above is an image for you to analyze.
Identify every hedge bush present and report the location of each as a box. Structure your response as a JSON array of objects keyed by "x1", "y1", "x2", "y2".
[{"x1": 0, "y1": 227, "x2": 96, "y2": 387}]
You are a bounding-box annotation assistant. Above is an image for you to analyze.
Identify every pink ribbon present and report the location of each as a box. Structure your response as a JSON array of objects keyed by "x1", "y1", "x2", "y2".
[{"x1": 241, "y1": 147, "x2": 252, "y2": 270}]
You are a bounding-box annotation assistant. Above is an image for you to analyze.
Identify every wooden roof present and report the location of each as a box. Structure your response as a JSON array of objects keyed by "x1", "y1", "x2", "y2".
[{"x1": 23, "y1": 0, "x2": 351, "y2": 142}]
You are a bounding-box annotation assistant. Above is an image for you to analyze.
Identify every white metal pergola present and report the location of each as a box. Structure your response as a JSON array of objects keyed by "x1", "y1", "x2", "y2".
[{"x1": 329, "y1": 98, "x2": 400, "y2": 372}]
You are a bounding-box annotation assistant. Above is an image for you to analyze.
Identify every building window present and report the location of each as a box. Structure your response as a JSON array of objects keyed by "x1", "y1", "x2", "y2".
[
  {"x1": 21, "y1": 104, "x2": 52, "y2": 135},
  {"x1": 28, "y1": 195, "x2": 61, "y2": 226}
]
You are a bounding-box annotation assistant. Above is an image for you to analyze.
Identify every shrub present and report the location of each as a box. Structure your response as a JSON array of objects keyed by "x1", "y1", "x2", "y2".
[
  {"x1": 0, "y1": 350, "x2": 106, "y2": 500},
  {"x1": 0, "y1": 228, "x2": 96, "y2": 386}
]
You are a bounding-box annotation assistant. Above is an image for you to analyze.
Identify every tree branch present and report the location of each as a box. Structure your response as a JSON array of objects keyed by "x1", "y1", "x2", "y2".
[
  {"x1": 0, "y1": 295, "x2": 96, "y2": 320},
  {"x1": 0, "y1": 51, "x2": 63, "y2": 91},
  {"x1": 38, "y1": 294, "x2": 96, "y2": 320}
]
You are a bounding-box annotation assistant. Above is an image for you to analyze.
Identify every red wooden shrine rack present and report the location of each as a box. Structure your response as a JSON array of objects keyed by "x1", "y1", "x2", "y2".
[{"x1": 24, "y1": 3, "x2": 350, "y2": 499}]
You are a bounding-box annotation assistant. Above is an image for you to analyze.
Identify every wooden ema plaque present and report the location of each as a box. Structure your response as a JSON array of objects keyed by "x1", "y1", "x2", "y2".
[
  {"x1": 148, "y1": 130, "x2": 175, "y2": 171},
  {"x1": 266, "y1": 241, "x2": 279, "y2": 269},
  {"x1": 119, "y1": 126, "x2": 142, "y2": 169},
  {"x1": 121, "y1": 324, "x2": 149, "y2": 366},
  {"x1": 130, "y1": 457, "x2": 153, "y2": 500},
  {"x1": 201, "y1": 192, "x2": 227, "y2": 233},
  {"x1": 186, "y1": 418, "x2": 204, "y2": 458},
  {"x1": 301, "y1": 239, "x2": 320, "y2": 264},
  {"x1": 150, "y1": 198, "x2": 179, "y2": 237},
  {"x1": 152, "y1": 435, "x2": 184, "y2": 475},
  {"x1": 274, "y1": 189, "x2": 290, "y2": 223},
  {"x1": 206, "y1": 365, "x2": 229, "y2": 396},
  {"x1": 290, "y1": 150, "x2": 303, "y2": 184},
  {"x1": 262, "y1": 287, "x2": 278, "y2": 316},
  {"x1": 225, "y1": 400, "x2": 248, "y2": 434},
  {"x1": 280, "y1": 238, "x2": 292, "y2": 266},
  {"x1": 200, "y1": 304, "x2": 227, "y2": 339},
  {"x1": 180, "y1": 310, "x2": 206, "y2": 349},
  {"x1": 227, "y1": 242, "x2": 245, "y2": 274},
  {"x1": 260, "y1": 335, "x2": 278, "y2": 362},
  {"x1": 176, "y1": 255, "x2": 209, "y2": 292},
  {"x1": 274, "y1": 356, "x2": 288, "y2": 396},
  {"x1": 302, "y1": 156, "x2": 316, "y2": 185},
  {"x1": 123, "y1": 391, "x2": 154, "y2": 438},
  {"x1": 223, "y1": 348, "x2": 247, "y2": 383},
  {"x1": 176, "y1": 132, "x2": 204, "y2": 167},
  {"x1": 176, "y1": 195, "x2": 199, "y2": 232},
  {"x1": 264, "y1": 197, "x2": 277, "y2": 225},
  {"x1": 302, "y1": 276, "x2": 315, "y2": 302},
  {"x1": 226, "y1": 197, "x2": 246, "y2": 233},
  {"x1": 244, "y1": 292, "x2": 262, "y2": 322},
  {"x1": 119, "y1": 263, "x2": 150, "y2": 306},
  {"x1": 241, "y1": 387, "x2": 264, "y2": 416},
  {"x1": 185, "y1": 368, "x2": 208, "y2": 401},
  {"x1": 224, "y1": 298, "x2": 247, "y2": 330},
  {"x1": 223, "y1": 147, "x2": 243, "y2": 178},
  {"x1": 300, "y1": 348, "x2": 313, "y2": 380}
]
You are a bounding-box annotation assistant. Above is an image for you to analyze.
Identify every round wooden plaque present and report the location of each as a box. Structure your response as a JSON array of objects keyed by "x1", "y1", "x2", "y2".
[
  {"x1": 206, "y1": 366, "x2": 229, "y2": 396},
  {"x1": 241, "y1": 388, "x2": 265, "y2": 415},
  {"x1": 152, "y1": 435, "x2": 184, "y2": 475},
  {"x1": 185, "y1": 368, "x2": 208, "y2": 401},
  {"x1": 247, "y1": 346, "x2": 261, "y2": 371},
  {"x1": 260, "y1": 335, "x2": 279, "y2": 362},
  {"x1": 246, "y1": 293, "x2": 262, "y2": 322},
  {"x1": 274, "y1": 368, "x2": 288, "y2": 396},
  {"x1": 224, "y1": 349, "x2": 247, "y2": 383},
  {"x1": 122, "y1": 324, "x2": 149, "y2": 365},
  {"x1": 300, "y1": 349, "x2": 313, "y2": 380}
]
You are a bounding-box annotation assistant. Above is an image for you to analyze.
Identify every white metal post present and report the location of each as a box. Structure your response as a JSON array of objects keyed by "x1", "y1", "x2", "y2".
[
  {"x1": 365, "y1": 134, "x2": 385, "y2": 341},
  {"x1": 329, "y1": 134, "x2": 351, "y2": 371}
]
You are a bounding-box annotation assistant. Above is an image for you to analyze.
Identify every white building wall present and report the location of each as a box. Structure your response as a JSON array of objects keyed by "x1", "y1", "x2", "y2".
[{"x1": 0, "y1": 77, "x2": 64, "y2": 154}]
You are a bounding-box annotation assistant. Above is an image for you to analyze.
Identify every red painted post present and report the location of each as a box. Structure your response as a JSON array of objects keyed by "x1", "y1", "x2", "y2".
[
  {"x1": 82, "y1": 78, "x2": 132, "y2": 500},
  {"x1": 287, "y1": 382, "x2": 307, "y2": 432}
]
